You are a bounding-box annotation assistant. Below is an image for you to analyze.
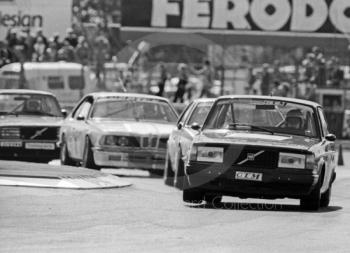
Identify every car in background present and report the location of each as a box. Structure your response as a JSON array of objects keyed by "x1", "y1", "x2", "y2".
[
  {"x1": 165, "y1": 98, "x2": 214, "y2": 188},
  {"x1": 184, "y1": 96, "x2": 336, "y2": 210},
  {"x1": 0, "y1": 89, "x2": 65, "y2": 162},
  {"x1": 59, "y1": 93, "x2": 178, "y2": 172}
]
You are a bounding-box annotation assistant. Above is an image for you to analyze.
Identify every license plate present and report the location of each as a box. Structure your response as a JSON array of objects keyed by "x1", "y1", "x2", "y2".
[
  {"x1": 235, "y1": 171, "x2": 263, "y2": 181},
  {"x1": 0, "y1": 141, "x2": 22, "y2": 148},
  {"x1": 25, "y1": 143, "x2": 55, "y2": 150}
]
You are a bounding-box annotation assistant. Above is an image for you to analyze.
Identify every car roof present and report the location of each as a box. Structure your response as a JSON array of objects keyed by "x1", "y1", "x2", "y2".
[
  {"x1": 217, "y1": 95, "x2": 321, "y2": 108},
  {"x1": 0, "y1": 89, "x2": 55, "y2": 96},
  {"x1": 88, "y1": 92, "x2": 171, "y2": 102}
]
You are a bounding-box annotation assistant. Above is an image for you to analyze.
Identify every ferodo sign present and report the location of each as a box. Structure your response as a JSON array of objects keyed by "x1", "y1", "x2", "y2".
[
  {"x1": 0, "y1": 0, "x2": 72, "y2": 39},
  {"x1": 122, "y1": 0, "x2": 350, "y2": 35}
]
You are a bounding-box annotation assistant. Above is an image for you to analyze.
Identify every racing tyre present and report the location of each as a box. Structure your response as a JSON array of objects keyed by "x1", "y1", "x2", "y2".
[
  {"x1": 174, "y1": 155, "x2": 185, "y2": 190},
  {"x1": 204, "y1": 194, "x2": 222, "y2": 206},
  {"x1": 183, "y1": 189, "x2": 204, "y2": 204},
  {"x1": 300, "y1": 179, "x2": 321, "y2": 211},
  {"x1": 82, "y1": 137, "x2": 100, "y2": 170},
  {"x1": 320, "y1": 185, "x2": 332, "y2": 208},
  {"x1": 164, "y1": 153, "x2": 175, "y2": 186},
  {"x1": 60, "y1": 136, "x2": 75, "y2": 166}
]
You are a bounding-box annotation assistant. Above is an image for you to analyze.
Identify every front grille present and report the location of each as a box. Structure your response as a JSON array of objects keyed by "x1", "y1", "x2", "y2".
[
  {"x1": 0, "y1": 127, "x2": 20, "y2": 139},
  {"x1": 20, "y1": 127, "x2": 59, "y2": 140},
  {"x1": 225, "y1": 145, "x2": 279, "y2": 169},
  {"x1": 141, "y1": 136, "x2": 166, "y2": 149}
]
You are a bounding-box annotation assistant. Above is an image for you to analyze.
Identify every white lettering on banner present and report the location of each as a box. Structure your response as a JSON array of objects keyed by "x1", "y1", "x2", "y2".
[
  {"x1": 151, "y1": 0, "x2": 180, "y2": 27},
  {"x1": 250, "y1": 0, "x2": 291, "y2": 31},
  {"x1": 291, "y1": 0, "x2": 328, "y2": 32},
  {"x1": 182, "y1": 0, "x2": 211, "y2": 28},
  {"x1": 150, "y1": 0, "x2": 350, "y2": 34},
  {"x1": 329, "y1": 0, "x2": 350, "y2": 34},
  {"x1": 212, "y1": 0, "x2": 251, "y2": 29}
]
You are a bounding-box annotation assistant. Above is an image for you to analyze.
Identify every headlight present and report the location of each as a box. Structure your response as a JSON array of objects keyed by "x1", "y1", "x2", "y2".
[
  {"x1": 101, "y1": 136, "x2": 130, "y2": 147},
  {"x1": 278, "y1": 153, "x2": 305, "y2": 169},
  {"x1": 197, "y1": 146, "x2": 224, "y2": 163},
  {"x1": 306, "y1": 154, "x2": 318, "y2": 171}
]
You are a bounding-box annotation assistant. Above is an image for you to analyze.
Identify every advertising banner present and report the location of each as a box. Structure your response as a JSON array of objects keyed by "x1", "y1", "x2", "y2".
[
  {"x1": 121, "y1": 0, "x2": 350, "y2": 48},
  {"x1": 0, "y1": 0, "x2": 72, "y2": 39}
]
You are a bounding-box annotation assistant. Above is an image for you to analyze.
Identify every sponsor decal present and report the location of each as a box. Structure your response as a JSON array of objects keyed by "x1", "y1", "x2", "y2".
[
  {"x1": 122, "y1": 0, "x2": 350, "y2": 34},
  {"x1": 25, "y1": 142, "x2": 55, "y2": 150}
]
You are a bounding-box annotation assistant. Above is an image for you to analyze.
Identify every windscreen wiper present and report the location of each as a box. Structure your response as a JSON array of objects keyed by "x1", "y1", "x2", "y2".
[{"x1": 229, "y1": 123, "x2": 274, "y2": 135}]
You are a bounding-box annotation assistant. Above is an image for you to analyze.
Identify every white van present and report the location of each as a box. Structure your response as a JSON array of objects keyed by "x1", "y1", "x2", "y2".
[{"x1": 0, "y1": 62, "x2": 98, "y2": 110}]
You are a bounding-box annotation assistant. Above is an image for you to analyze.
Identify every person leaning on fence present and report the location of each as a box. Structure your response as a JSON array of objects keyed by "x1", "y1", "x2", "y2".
[{"x1": 173, "y1": 63, "x2": 188, "y2": 103}]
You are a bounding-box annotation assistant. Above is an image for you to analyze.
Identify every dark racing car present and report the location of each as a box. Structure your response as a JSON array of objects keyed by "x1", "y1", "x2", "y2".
[
  {"x1": 184, "y1": 96, "x2": 337, "y2": 210},
  {"x1": 0, "y1": 89, "x2": 65, "y2": 162}
]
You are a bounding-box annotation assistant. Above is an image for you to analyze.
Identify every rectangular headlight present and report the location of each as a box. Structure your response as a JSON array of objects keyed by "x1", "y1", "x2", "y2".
[
  {"x1": 197, "y1": 146, "x2": 224, "y2": 163},
  {"x1": 278, "y1": 153, "x2": 305, "y2": 169}
]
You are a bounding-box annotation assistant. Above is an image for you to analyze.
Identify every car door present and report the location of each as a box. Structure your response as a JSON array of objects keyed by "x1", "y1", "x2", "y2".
[
  {"x1": 168, "y1": 102, "x2": 194, "y2": 167},
  {"x1": 67, "y1": 97, "x2": 93, "y2": 159},
  {"x1": 180, "y1": 101, "x2": 214, "y2": 162},
  {"x1": 318, "y1": 107, "x2": 336, "y2": 192},
  {"x1": 74, "y1": 98, "x2": 94, "y2": 160}
]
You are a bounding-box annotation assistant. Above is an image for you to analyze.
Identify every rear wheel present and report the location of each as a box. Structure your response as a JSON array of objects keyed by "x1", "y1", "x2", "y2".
[
  {"x1": 82, "y1": 137, "x2": 100, "y2": 170},
  {"x1": 60, "y1": 136, "x2": 75, "y2": 166},
  {"x1": 164, "y1": 153, "x2": 175, "y2": 186}
]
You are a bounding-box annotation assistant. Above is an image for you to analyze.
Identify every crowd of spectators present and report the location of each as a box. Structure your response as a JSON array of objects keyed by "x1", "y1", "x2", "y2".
[{"x1": 248, "y1": 47, "x2": 346, "y2": 101}]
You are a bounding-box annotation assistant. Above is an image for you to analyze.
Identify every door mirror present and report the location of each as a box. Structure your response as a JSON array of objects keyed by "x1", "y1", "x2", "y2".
[
  {"x1": 325, "y1": 134, "x2": 336, "y2": 142},
  {"x1": 77, "y1": 115, "x2": 85, "y2": 121},
  {"x1": 177, "y1": 123, "x2": 183, "y2": 130},
  {"x1": 191, "y1": 123, "x2": 201, "y2": 131},
  {"x1": 61, "y1": 109, "x2": 68, "y2": 118}
]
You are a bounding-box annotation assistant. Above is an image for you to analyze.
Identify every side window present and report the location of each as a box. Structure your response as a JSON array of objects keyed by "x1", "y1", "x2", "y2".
[
  {"x1": 68, "y1": 76, "x2": 85, "y2": 90},
  {"x1": 187, "y1": 104, "x2": 212, "y2": 126},
  {"x1": 47, "y1": 76, "x2": 64, "y2": 89},
  {"x1": 178, "y1": 103, "x2": 194, "y2": 125},
  {"x1": 318, "y1": 108, "x2": 329, "y2": 136},
  {"x1": 72, "y1": 98, "x2": 93, "y2": 119}
]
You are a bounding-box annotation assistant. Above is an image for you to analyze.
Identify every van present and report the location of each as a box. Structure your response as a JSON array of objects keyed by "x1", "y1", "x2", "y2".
[{"x1": 0, "y1": 62, "x2": 97, "y2": 111}]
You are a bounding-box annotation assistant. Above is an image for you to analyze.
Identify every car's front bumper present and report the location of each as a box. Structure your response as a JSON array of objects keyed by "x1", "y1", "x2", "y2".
[
  {"x1": 186, "y1": 162, "x2": 319, "y2": 199},
  {"x1": 93, "y1": 147, "x2": 166, "y2": 170}
]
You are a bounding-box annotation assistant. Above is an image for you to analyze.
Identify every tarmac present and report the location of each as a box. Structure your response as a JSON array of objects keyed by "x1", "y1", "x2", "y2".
[{"x1": 0, "y1": 161, "x2": 132, "y2": 189}]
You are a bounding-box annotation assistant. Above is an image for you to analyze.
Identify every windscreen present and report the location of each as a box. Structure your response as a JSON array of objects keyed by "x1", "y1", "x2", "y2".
[
  {"x1": 204, "y1": 99, "x2": 319, "y2": 138},
  {"x1": 91, "y1": 98, "x2": 177, "y2": 123}
]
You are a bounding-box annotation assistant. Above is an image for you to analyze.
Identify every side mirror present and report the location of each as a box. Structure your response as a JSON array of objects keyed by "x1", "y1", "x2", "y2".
[
  {"x1": 191, "y1": 123, "x2": 201, "y2": 131},
  {"x1": 61, "y1": 109, "x2": 68, "y2": 118},
  {"x1": 77, "y1": 115, "x2": 85, "y2": 121},
  {"x1": 325, "y1": 134, "x2": 336, "y2": 142},
  {"x1": 177, "y1": 123, "x2": 183, "y2": 130}
]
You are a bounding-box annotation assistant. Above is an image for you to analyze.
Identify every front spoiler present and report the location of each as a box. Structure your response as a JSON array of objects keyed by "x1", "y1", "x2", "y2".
[{"x1": 186, "y1": 163, "x2": 319, "y2": 199}]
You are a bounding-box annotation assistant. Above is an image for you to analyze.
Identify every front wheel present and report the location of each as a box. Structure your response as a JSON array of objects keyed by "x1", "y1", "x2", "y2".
[
  {"x1": 60, "y1": 136, "x2": 76, "y2": 166},
  {"x1": 164, "y1": 153, "x2": 175, "y2": 186},
  {"x1": 320, "y1": 185, "x2": 332, "y2": 208},
  {"x1": 300, "y1": 183, "x2": 321, "y2": 211},
  {"x1": 82, "y1": 137, "x2": 100, "y2": 170},
  {"x1": 183, "y1": 189, "x2": 204, "y2": 204}
]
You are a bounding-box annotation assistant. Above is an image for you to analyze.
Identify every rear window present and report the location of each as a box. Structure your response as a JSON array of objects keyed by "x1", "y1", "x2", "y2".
[
  {"x1": 68, "y1": 76, "x2": 85, "y2": 90},
  {"x1": 47, "y1": 76, "x2": 64, "y2": 89}
]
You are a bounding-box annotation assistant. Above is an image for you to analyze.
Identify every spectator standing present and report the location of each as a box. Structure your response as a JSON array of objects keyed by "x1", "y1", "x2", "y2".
[
  {"x1": 64, "y1": 28, "x2": 78, "y2": 48},
  {"x1": 173, "y1": 63, "x2": 188, "y2": 103},
  {"x1": 156, "y1": 63, "x2": 168, "y2": 97},
  {"x1": 57, "y1": 39, "x2": 76, "y2": 62},
  {"x1": 22, "y1": 27, "x2": 35, "y2": 61},
  {"x1": 0, "y1": 41, "x2": 14, "y2": 67},
  {"x1": 191, "y1": 60, "x2": 214, "y2": 98},
  {"x1": 261, "y1": 63, "x2": 271, "y2": 95},
  {"x1": 32, "y1": 37, "x2": 47, "y2": 62},
  {"x1": 75, "y1": 36, "x2": 90, "y2": 65},
  {"x1": 33, "y1": 28, "x2": 48, "y2": 49}
]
